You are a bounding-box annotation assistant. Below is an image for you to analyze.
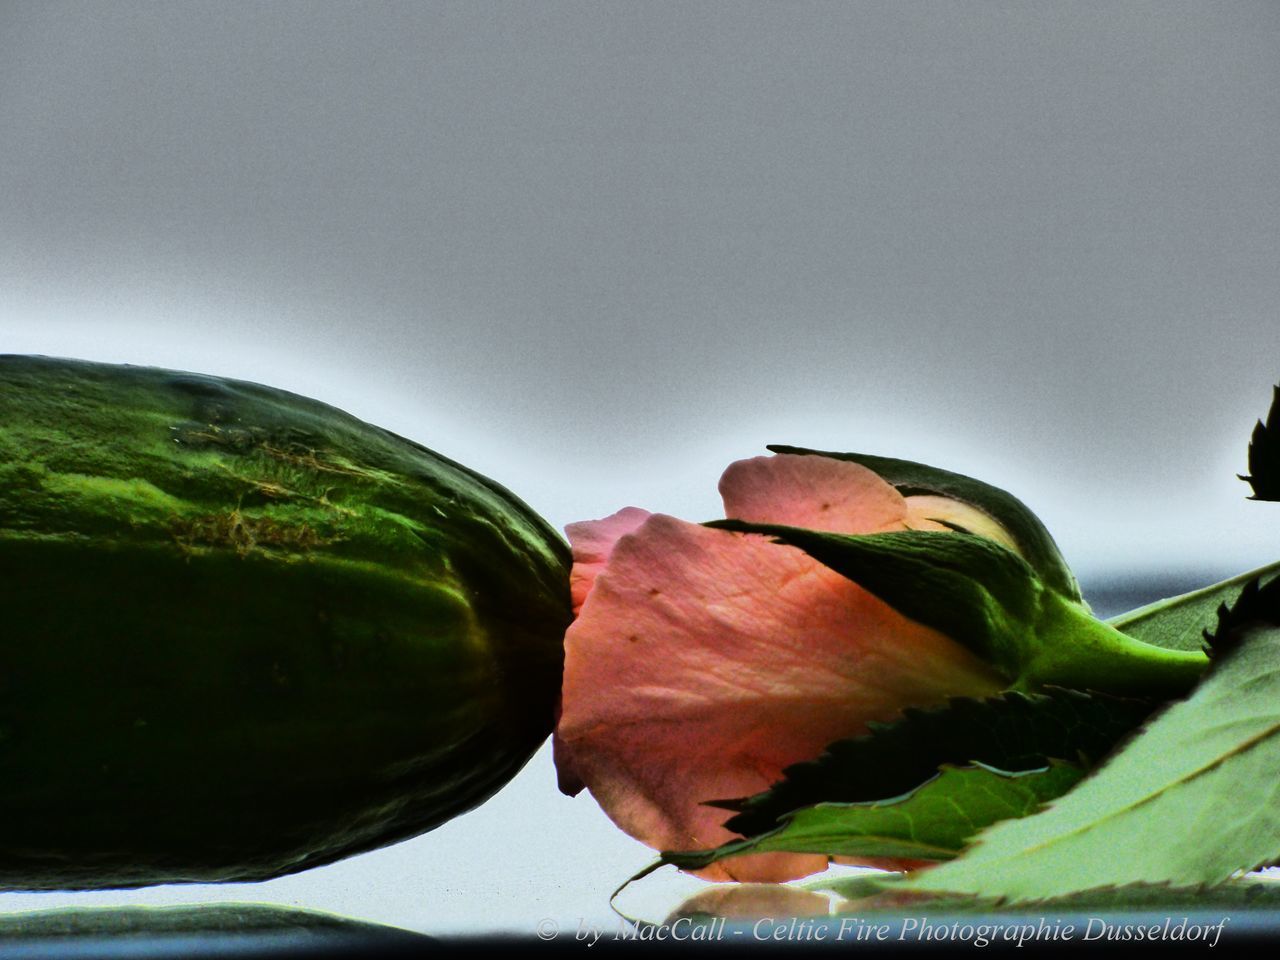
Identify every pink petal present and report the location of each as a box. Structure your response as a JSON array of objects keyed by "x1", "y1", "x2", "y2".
[
  {"x1": 564, "y1": 506, "x2": 652, "y2": 615},
  {"x1": 719, "y1": 454, "x2": 909, "y2": 534},
  {"x1": 555, "y1": 515, "x2": 1006, "y2": 883}
]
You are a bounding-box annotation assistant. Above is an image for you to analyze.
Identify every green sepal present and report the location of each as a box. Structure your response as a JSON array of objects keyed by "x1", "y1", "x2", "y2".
[
  {"x1": 721, "y1": 688, "x2": 1159, "y2": 838},
  {"x1": 705, "y1": 520, "x2": 1207, "y2": 697},
  {"x1": 705, "y1": 521, "x2": 1036, "y2": 674},
  {"x1": 1240, "y1": 384, "x2": 1280, "y2": 501},
  {"x1": 768, "y1": 444, "x2": 1082, "y2": 602},
  {"x1": 660, "y1": 762, "x2": 1084, "y2": 871}
]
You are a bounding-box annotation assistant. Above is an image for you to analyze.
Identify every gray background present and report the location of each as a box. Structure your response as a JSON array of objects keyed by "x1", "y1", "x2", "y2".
[{"x1": 2, "y1": 0, "x2": 1278, "y2": 934}]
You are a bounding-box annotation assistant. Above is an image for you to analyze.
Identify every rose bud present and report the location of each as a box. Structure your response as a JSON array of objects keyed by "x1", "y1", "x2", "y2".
[{"x1": 554, "y1": 450, "x2": 1206, "y2": 883}]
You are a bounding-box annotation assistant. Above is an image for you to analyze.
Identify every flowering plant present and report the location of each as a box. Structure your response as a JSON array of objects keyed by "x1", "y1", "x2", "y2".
[{"x1": 553, "y1": 445, "x2": 1213, "y2": 887}]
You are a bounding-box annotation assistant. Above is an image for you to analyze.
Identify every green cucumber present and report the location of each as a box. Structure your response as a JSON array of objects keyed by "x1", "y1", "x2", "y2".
[{"x1": 0, "y1": 355, "x2": 571, "y2": 890}]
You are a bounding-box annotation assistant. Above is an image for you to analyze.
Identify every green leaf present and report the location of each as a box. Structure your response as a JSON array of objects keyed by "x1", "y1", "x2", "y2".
[
  {"x1": 662, "y1": 763, "x2": 1084, "y2": 871},
  {"x1": 904, "y1": 578, "x2": 1280, "y2": 902},
  {"x1": 1204, "y1": 575, "x2": 1280, "y2": 657},
  {"x1": 1108, "y1": 561, "x2": 1280, "y2": 653},
  {"x1": 1241, "y1": 384, "x2": 1280, "y2": 501},
  {"x1": 767, "y1": 445, "x2": 1082, "y2": 602},
  {"x1": 723, "y1": 688, "x2": 1158, "y2": 837}
]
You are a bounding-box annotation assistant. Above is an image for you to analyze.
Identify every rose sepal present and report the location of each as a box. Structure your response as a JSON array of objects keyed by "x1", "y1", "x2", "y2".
[{"x1": 706, "y1": 519, "x2": 1207, "y2": 699}]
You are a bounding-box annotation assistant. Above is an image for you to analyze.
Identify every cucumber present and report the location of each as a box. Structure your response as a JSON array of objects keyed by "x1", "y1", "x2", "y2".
[{"x1": 0, "y1": 355, "x2": 571, "y2": 890}]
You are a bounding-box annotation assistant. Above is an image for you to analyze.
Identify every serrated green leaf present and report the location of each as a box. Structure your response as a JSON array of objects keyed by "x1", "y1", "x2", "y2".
[
  {"x1": 1108, "y1": 561, "x2": 1280, "y2": 652},
  {"x1": 724, "y1": 688, "x2": 1157, "y2": 837},
  {"x1": 662, "y1": 763, "x2": 1083, "y2": 871},
  {"x1": 1204, "y1": 575, "x2": 1280, "y2": 656},
  {"x1": 905, "y1": 589, "x2": 1280, "y2": 902},
  {"x1": 767, "y1": 445, "x2": 1081, "y2": 602},
  {"x1": 1241, "y1": 384, "x2": 1280, "y2": 501}
]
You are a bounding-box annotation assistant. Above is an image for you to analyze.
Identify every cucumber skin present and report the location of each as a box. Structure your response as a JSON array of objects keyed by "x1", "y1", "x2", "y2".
[{"x1": 0, "y1": 355, "x2": 572, "y2": 890}]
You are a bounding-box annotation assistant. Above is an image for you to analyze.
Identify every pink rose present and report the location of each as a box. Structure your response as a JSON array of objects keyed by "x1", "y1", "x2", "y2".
[{"x1": 553, "y1": 453, "x2": 1016, "y2": 883}]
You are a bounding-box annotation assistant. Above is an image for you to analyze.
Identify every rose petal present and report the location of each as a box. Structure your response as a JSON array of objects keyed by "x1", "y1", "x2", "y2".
[
  {"x1": 555, "y1": 514, "x2": 1006, "y2": 882},
  {"x1": 719, "y1": 454, "x2": 909, "y2": 534},
  {"x1": 903, "y1": 494, "x2": 1022, "y2": 555},
  {"x1": 564, "y1": 506, "x2": 652, "y2": 615}
]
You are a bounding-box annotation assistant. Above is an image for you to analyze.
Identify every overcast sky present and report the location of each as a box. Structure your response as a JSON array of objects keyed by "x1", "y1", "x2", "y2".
[
  {"x1": 5, "y1": 1, "x2": 1280, "y2": 580},
  {"x1": 3, "y1": 0, "x2": 1280, "y2": 933}
]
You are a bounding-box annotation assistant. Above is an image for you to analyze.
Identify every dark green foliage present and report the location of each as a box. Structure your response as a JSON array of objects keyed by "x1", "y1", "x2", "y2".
[
  {"x1": 722, "y1": 688, "x2": 1157, "y2": 837},
  {"x1": 1241, "y1": 384, "x2": 1280, "y2": 501},
  {"x1": 664, "y1": 762, "x2": 1084, "y2": 871},
  {"x1": 1202, "y1": 575, "x2": 1280, "y2": 658}
]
